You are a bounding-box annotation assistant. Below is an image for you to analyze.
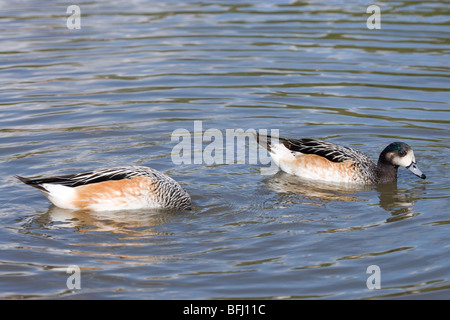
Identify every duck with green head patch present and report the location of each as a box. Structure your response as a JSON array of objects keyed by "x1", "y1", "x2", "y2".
[
  {"x1": 376, "y1": 141, "x2": 426, "y2": 183},
  {"x1": 256, "y1": 134, "x2": 426, "y2": 184}
]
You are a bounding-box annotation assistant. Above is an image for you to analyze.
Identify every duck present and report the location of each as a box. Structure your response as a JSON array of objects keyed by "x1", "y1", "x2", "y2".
[
  {"x1": 16, "y1": 166, "x2": 191, "y2": 211},
  {"x1": 255, "y1": 133, "x2": 426, "y2": 184}
]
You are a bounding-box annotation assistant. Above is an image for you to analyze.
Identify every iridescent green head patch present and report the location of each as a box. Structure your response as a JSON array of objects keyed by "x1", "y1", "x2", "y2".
[{"x1": 386, "y1": 142, "x2": 403, "y2": 152}]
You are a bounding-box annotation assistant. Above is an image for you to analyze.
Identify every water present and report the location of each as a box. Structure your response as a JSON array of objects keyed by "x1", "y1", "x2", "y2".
[{"x1": 0, "y1": 0, "x2": 449, "y2": 299}]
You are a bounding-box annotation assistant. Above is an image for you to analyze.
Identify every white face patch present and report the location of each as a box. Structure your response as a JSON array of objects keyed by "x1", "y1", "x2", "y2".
[{"x1": 392, "y1": 149, "x2": 415, "y2": 167}]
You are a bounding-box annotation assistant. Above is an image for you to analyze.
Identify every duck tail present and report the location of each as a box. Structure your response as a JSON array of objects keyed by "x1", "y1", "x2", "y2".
[
  {"x1": 254, "y1": 132, "x2": 274, "y2": 152},
  {"x1": 15, "y1": 175, "x2": 49, "y2": 193}
]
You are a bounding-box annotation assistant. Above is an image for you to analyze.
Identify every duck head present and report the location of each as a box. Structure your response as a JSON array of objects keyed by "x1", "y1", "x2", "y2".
[{"x1": 379, "y1": 142, "x2": 426, "y2": 180}]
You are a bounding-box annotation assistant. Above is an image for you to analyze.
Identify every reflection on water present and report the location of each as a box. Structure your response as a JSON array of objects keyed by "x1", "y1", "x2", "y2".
[
  {"x1": 264, "y1": 171, "x2": 422, "y2": 223},
  {"x1": 375, "y1": 183, "x2": 425, "y2": 222},
  {"x1": 263, "y1": 171, "x2": 365, "y2": 204},
  {"x1": 34, "y1": 205, "x2": 178, "y2": 236},
  {"x1": 22, "y1": 207, "x2": 188, "y2": 269}
]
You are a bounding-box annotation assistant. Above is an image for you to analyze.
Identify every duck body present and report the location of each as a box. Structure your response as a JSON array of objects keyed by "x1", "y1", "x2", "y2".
[
  {"x1": 16, "y1": 166, "x2": 191, "y2": 211},
  {"x1": 256, "y1": 134, "x2": 426, "y2": 184}
]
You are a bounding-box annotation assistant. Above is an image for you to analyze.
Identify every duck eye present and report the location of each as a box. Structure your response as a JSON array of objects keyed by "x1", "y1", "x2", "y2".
[{"x1": 398, "y1": 150, "x2": 407, "y2": 157}]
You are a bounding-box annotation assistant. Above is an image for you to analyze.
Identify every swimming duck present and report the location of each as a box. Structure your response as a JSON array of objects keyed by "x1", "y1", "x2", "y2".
[
  {"x1": 256, "y1": 133, "x2": 426, "y2": 184},
  {"x1": 16, "y1": 166, "x2": 191, "y2": 211}
]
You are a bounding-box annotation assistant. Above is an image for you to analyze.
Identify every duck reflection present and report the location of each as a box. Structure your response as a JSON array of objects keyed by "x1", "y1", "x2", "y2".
[
  {"x1": 263, "y1": 171, "x2": 423, "y2": 221},
  {"x1": 263, "y1": 171, "x2": 371, "y2": 205},
  {"x1": 34, "y1": 205, "x2": 180, "y2": 236},
  {"x1": 375, "y1": 183, "x2": 425, "y2": 222}
]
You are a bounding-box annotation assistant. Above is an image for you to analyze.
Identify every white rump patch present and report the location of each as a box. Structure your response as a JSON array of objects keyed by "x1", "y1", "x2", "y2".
[
  {"x1": 269, "y1": 143, "x2": 296, "y2": 170},
  {"x1": 42, "y1": 184, "x2": 77, "y2": 210}
]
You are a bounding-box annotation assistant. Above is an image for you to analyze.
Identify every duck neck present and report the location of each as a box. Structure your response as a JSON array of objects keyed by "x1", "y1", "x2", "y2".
[{"x1": 376, "y1": 158, "x2": 398, "y2": 183}]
